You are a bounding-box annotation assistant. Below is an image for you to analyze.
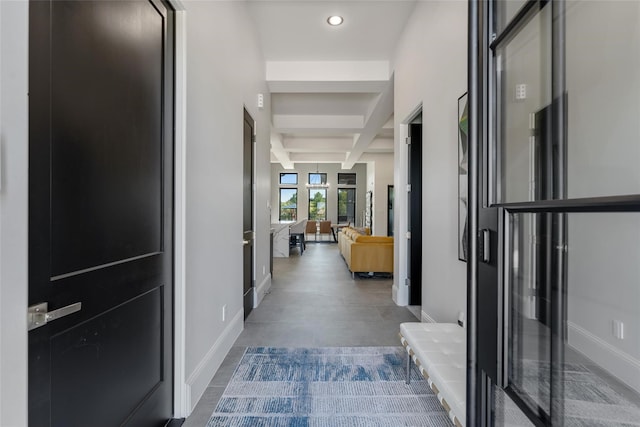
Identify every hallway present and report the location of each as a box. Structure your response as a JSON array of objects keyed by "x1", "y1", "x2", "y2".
[{"x1": 184, "y1": 242, "x2": 419, "y2": 425}]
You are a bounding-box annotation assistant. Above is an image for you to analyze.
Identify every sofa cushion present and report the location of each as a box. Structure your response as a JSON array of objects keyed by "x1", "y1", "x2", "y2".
[{"x1": 354, "y1": 235, "x2": 393, "y2": 244}]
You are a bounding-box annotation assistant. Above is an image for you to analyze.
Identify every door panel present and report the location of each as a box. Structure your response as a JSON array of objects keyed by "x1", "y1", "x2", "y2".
[
  {"x1": 50, "y1": 0, "x2": 163, "y2": 277},
  {"x1": 28, "y1": 1, "x2": 174, "y2": 425},
  {"x1": 408, "y1": 121, "x2": 422, "y2": 306},
  {"x1": 51, "y1": 289, "x2": 162, "y2": 426},
  {"x1": 243, "y1": 110, "x2": 255, "y2": 319}
]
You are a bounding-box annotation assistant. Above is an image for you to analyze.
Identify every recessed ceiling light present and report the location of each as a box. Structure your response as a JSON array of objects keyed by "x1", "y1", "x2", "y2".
[{"x1": 327, "y1": 15, "x2": 344, "y2": 26}]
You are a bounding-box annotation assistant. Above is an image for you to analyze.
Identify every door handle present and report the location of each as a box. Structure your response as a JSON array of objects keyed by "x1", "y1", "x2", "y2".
[
  {"x1": 480, "y1": 229, "x2": 491, "y2": 263},
  {"x1": 28, "y1": 302, "x2": 82, "y2": 331}
]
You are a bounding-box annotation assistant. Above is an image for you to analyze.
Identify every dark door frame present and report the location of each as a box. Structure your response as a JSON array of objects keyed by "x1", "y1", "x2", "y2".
[
  {"x1": 242, "y1": 108, "x2": 255, "y2": 320},
  {"x1": 387, "y1": 185, "x2": 394, "y2": 237}
]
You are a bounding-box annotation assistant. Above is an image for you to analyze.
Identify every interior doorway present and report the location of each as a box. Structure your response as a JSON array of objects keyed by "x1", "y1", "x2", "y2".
[
  {"x1": 243, "y1": 109, "x2": 255, "y2": 319},
  {"x1": 407, "y1": 112, "x2": 422, "y2": 306},
  {"x1": 387, "y1": 185, "x2": 394, "y2": 237}
]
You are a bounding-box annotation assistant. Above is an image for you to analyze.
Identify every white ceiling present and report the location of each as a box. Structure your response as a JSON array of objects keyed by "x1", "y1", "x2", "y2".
[{"x1": 246, "y1": 0, "x2": 417, "y2": 169}]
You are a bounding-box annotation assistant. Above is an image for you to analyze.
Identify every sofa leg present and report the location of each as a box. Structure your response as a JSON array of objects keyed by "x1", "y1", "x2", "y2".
[{"x1": 352, "y1": 271, "x2": 355, "y2": 279}]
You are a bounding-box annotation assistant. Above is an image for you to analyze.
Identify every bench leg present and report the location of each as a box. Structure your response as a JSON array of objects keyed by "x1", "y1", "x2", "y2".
[{"x1": 406, "y1": 350, "x2": 411, "y2": 385}]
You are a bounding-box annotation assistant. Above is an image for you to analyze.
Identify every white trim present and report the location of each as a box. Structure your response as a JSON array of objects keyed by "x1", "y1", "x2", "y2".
[
  {"x1": 421, "y1": 310, "x2": 437, "y2": 323},
  {"x1": 391, "y1": 284, "x2": 399, "y2": 305},
  {"x1": 568, "y1": 321, "x2": 640, "y2": 394},
  {"x1": 170, "y1": 3, "x2": 188, "y2": 418},
  {"x1": 185, "y1": 307, "x2": 244, "y2": 415},
  {"x1": 393, "y1": 123, "x2": 409, "y2": 307},
  {"x1": 253, "y1": 273, "x2": 272, "y2": 308},
  {"x1": 0, "y1": 2, "x2": 29, "y2": 425}
]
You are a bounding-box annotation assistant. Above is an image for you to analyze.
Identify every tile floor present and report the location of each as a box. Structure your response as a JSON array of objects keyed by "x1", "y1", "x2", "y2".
[{"x1": 183, "y1": 242, "x2": 419, "y2": 426}]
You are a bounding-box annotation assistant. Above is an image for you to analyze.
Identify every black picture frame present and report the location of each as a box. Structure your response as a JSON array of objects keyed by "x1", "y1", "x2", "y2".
[{"x1": 458, "y1": 92, "x2": 468, "y2": 262}]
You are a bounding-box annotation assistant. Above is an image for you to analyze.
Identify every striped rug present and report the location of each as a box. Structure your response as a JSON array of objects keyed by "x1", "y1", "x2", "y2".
[{"x1": 207, "y1": 346, "x2": 453, "y2": 427}]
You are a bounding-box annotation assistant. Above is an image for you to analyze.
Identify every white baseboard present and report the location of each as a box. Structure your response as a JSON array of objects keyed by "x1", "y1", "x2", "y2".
[
  {"x1": 568, "y1": 321, "x2": 640, "y2": 393},
  {"x1": 421, "y1": 310, "x2": 436, "y2": 323},
  {"x1": 185, "y1": 307, "x2": 244, "y2": 414},
  {"x1": 392, "y1": 284, "x2": 399, "y2": 304},
  {"x1": 254, "y1": 273, "x2": 271, "y2": 308}
]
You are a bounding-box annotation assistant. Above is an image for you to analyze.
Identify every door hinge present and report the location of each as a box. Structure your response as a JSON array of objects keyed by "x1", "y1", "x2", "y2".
[
  {"x1": 28, "y1": 302, "x2": 82, "y2": 331},
  {"x1": 406, "y1": 231, "x2": 411, "y2": 239},
  {"x1": 405, "y1": 278, "x2": 411, "y2": 286},
  {"x1": 406, "y1": 184, "x2": 411, "y2": 192},
  {"x1": 405, "y1": 137, "x2": 411, "y2": 145}
]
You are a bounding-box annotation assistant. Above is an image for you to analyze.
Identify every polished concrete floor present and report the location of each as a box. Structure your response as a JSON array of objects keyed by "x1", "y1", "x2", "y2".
[{"x1": 183, "y1": 242, "x2": 419, "y2": 426}]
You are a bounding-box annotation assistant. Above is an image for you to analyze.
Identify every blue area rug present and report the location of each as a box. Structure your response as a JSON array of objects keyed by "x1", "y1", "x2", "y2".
[{"x1": 207, "y1": 346, "x2": 453, "y2": 427}]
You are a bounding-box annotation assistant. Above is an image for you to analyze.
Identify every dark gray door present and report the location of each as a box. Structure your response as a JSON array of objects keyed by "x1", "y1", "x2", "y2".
[
  {"x1": 387, "y1": 185, "x2": 394, "y2": 237},
  {"x1": 243, "y1": 109, "x2": 255, "y2": 319},
  {"x1": 407, "y1": 119, "x2": 422, "y2": 306},
  {"x1": 28, "y1": 1, "x2": 174, "y2": 425}
]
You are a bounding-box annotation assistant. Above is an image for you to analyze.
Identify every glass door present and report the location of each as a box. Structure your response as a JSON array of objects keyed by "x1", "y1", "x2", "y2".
[{"x1": 472, "y1": 1, "x2": 640, "y2": 426}]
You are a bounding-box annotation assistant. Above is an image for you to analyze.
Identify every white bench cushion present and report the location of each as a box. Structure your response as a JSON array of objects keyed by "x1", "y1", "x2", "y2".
[{"x1": 400, "y1": 322, "x2": 466, "y2": 426}]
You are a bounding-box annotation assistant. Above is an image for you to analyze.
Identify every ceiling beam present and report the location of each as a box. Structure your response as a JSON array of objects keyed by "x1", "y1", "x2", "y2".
[
  {"x1": 342, "y1": 77, "x2": 394, "y2": 169},
  {"x1": 272, "y1": 114, "x2": 364, "y2": 130},
  {"x1": 270, "y1": 132, "x2": 294, "y2": 169}
]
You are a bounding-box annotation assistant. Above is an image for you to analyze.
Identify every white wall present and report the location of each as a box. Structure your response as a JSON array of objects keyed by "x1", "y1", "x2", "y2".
[
  {"x1": 183, "y1": 0, "x2": 272, "y2": 413},
  {"x1": 392, "y1": 1, "x2": 467, "y2": 320},
  {"x1": 0, "y1": 1, "x2": 29, "y2": 425},
  {"x1": 270, "y1": 163, "x2": 366, "y2": 226},
  {"x1": 564, "y1": 0, "x2": 640, "y2": 392},
  {"x1": 363, "y1": 153, "x2": 394, "y2": 236}
]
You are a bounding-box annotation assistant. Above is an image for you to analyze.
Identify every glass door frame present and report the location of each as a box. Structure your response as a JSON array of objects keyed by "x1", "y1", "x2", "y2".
[{"x1": 471, "y1": 1, "x2": 640, "y2": 426}]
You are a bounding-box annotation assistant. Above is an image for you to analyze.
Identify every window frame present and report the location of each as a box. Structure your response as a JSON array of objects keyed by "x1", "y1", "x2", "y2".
[
  {"x1": 278, "y1": 187, "x2": 298, "y2": 222},
  {"x1": 337, "y1": 188, "x2": 356, "y2": 224},
  {"x1": 337, "y1": 173, "x2": 357, "y2": 186},
  {"x1": 279, "y1": 173, "x2": 298, "y2": 185},
  {"x1": 308, "y1": 172, "x2": 327, "y2": 185},
  {"x1": 308, "y1": 188, "x2": 327, "y2": 221}
]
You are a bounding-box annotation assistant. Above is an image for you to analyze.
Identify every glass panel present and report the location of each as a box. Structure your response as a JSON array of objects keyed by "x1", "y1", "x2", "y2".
[
  {"x1": 565, "y1": 1, "x2": 640, "y2": 199},
  {"x1": 496, "y1": 4, "x2": 552, "y2": 203},
  {"x1": 507, "y1": 212, "x2": 553, "y2": 418},
  {"x1": 494, "y1": 0, "x2": 530, "y2": 34},
  {"x1": 308, "y1": 173, "x2": 327, "y2": 185},
  {"x1": 337, "y1": 173, "x2": 356, "y2": 186},
  {"x1": 564, "y1": 212, "x2": 640, "y2": 423},
  {"x1": 308, "y1": 189, "x2": 327, "y2": 220},
  {"x1": 493, "y1": 386, "x2": 536, "y2": 427},
  {"x1": 279, "y1": 173, "x2": 297, "y2": 185},
  {"x1": 337, "y1": 188, "x2": 356, "y2": 223},
  {"x1": 507, "y1": 211, "x2": 640, "y2": 424},
  {"x1": 279, "y1": 188, "x2": 297, "y2": 221}
]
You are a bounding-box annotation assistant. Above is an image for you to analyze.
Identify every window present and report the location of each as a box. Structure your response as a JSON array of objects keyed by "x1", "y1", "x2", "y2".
[
  {"x1": 279, "y1": 188, "x2": 297, "y2": 221},
  {"x1": 279, "y1": 173, "x2": 297, "y2": 185},
  {"x1": 337, "y1": 173, "x2": 356, "y2": 185},
  {"x1": 337, "y1": 188, "x2": 356, "y2": 223},
  {"x1": 308, "y1": 189, "x2": 327, "y2": 220},
  {"x1": 308, "y1": 173, "x2": 327, "y2": 185}
]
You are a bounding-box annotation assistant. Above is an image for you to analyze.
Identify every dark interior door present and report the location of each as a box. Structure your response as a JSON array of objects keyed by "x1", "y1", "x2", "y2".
[
  {"x1": 243, "y1": 109, "x2": 255, "y2": 319},
  {"x1": 408, "y1": 120, "x2": 422, "y2": 305},
  {"x1": 387, "y1": 185, "x2": 394, "y2": 237},
  {"x1": 28, "y1": 1, "x2": 174, "y2": 425}
]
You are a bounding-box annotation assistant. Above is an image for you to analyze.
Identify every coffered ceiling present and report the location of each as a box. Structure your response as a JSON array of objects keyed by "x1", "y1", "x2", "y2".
[{"x1": 246, "y1": 0, "x2": 417, "y2": 169}]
